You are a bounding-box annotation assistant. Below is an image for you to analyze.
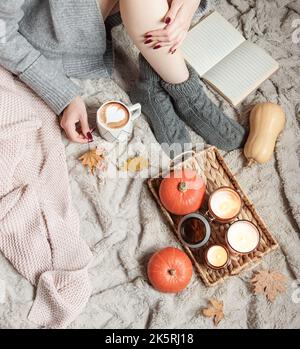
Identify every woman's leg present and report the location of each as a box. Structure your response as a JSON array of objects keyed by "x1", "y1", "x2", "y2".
[
  {"x1": 99, "y1": 0, "x2": 119, "y2": 20},
  {"x1": 119, "y1": 0, "x2": 189, "y2": 84},
  {"x1": 120, "y1": 0, "x2": 246, "y2": 151}
]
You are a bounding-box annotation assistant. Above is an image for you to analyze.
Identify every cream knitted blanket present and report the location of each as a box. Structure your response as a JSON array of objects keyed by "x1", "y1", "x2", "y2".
[{"x1": 0, "y1": 67, "x2": 92, "y2": 328}]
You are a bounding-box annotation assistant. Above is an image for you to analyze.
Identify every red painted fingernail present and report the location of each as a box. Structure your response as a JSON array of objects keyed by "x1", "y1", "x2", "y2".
[
  {"x1": 87, "y1": 132, "x2": 93, "y2": 141},
  {"x1": 153, "y1": 44, "x2": 161, "y2": 50},
  {"x1": 144, "y1": 39, "x2": 153, "y2": 44},
  {"x1": 145, "y1": 34, "x2": 152, "y2": 38},
  {"x1": 165, "y1": 17, "x2": 171, "y2": 24}
]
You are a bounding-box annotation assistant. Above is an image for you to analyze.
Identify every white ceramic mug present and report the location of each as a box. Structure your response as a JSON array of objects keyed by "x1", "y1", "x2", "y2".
[{"x1": 97, "y1": 100, "x2": 141, "y2": 143}]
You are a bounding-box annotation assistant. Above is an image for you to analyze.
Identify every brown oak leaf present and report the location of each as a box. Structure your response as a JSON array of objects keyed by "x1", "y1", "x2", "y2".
[
  {"x1": 202, "y1": 298, "x2": 224, "y2": 326},
  {"x1": 79, "y1": 148, "x2": 103, "y2": 175},
  {"x1": 252, "y1": 270, "x2": 287, "y2": 303}
]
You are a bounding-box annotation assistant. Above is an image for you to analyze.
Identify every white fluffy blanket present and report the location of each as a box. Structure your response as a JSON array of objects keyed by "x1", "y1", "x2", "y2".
[{"x1": 0, "y1": 0, "x2": 299, "y2": 329}]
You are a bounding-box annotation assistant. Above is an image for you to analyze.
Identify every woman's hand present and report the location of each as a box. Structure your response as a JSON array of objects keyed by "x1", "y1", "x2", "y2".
[
  {"x1": 60, "y1": 96, "x2": 93, "y2": 143},
  {"x1": 144, "y1": 0, "x2": 201, "y2": 53}
]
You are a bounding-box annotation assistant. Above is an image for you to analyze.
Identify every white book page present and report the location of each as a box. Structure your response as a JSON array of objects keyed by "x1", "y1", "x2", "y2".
[
  {"x1": 202, "y1": 41, "x2": 279, "y2": 106},
  {"x1": 182, "y1": 11, "x2": 245, "y2": 76}
]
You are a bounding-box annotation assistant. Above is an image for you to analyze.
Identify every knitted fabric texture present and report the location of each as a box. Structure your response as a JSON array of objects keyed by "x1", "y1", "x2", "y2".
[
  {"x1": 130, "y1": 55, "x2": 191, "y2": 157},
  {"x1": 0, "y1": 67, "x2": 93, "y2": 328},
  {"x1": 161, "y1": 64, "x2": 247, "y2": 151}
]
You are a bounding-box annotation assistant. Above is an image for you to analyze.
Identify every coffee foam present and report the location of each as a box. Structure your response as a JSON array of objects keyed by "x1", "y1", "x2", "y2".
[
  {"x1": 106, "y1": 105, "x2": 127, "y2": 124},
  {"x1": 99, "y1": 103, "x2": 129, "y2": 129}
]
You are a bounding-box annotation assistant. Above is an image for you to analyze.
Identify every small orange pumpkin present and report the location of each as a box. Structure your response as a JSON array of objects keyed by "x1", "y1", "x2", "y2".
[
  {"x1": 159, "y1": 169, "x2": 206, "y2": 216},
  {"x1": 147, "y1": 247, "x2": 193, "y2": 293}
]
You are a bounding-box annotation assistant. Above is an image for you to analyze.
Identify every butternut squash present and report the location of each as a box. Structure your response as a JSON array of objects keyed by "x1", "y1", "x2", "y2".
[{"x1": 244, "y1": 103, "x2": 286, "y2": 166}]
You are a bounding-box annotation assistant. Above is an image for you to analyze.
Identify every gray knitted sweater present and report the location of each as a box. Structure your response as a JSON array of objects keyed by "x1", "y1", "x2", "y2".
[{"x1": 0, "y1": 0, "x2": 208, "y2": 115}]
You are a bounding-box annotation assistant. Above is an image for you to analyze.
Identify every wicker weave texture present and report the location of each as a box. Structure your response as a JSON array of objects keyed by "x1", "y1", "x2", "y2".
[{"x1": 148, "y1": 147, "x2": 278, "y2": 287}]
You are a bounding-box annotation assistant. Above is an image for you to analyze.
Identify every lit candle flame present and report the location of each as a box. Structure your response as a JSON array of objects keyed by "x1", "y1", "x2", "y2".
[{"x1": 210, "y1": 189, "x2": 241, "y2": 220}]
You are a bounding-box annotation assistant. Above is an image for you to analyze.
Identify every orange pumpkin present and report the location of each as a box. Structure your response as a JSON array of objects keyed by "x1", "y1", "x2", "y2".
[
  {"x1": 159, "y1": 169, "x2": 205, "y2": 216},
  {"x1": 147, "y1": 247, "x2": 193, "y2": 293}
]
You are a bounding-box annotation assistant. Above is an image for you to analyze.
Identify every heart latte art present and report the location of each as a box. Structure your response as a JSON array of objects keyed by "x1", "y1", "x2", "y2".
[{"x1": 99, "y1": 103, "x2": 129, "y2": 129}]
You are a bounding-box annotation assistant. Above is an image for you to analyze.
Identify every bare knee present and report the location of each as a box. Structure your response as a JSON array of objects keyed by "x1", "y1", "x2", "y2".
[{"x1": 119, "y1": 0, "x2": 169, "y2": 42}]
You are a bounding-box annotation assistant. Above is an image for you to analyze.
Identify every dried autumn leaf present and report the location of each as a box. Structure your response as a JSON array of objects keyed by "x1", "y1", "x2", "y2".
[
  {"x1": 121, "y1": 156, "x2": 149, "y2": 173},
  {"x1": 79, "y1": 148, "x2": 102, "y2": 175},
  {"x1": 252, "y1": 270, "x2": 287, "y2": 303},
  {"x1": 202, "y1": 298, "x2": 224, "y2": 326}
]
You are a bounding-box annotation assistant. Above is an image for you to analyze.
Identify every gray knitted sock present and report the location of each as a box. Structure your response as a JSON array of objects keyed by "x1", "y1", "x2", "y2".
[
  {"x1": 161, "y1": 65, "x2": 247, "y2": 151},
  {"x1": 130, "y1": 55, "x2": 191, "y2": 157}
]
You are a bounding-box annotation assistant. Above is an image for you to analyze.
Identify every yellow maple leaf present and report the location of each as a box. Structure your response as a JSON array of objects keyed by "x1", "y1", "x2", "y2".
[
  {"x1": 121, "y1": 156, "x2": 149, "y2": 173},
  {"x1": 79, "y1": 148, "x2": 102, "y2": 175}
]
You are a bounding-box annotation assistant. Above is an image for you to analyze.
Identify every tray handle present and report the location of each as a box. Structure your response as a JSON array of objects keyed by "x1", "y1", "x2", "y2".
[{"x1": 170, "y1": 150, "x2": 196, "y2": 169}]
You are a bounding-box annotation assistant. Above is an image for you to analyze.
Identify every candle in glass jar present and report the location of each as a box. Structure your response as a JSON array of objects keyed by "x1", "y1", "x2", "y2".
[
  {"x1": 226, "y1": 220, "x2": 260, "y2": 254},
  {"x1": 205, "y1": 245, "x2": 229, "y2": 269},
  {"x1": 209, "y1": 187, "x2": 242, "y2": 222}
]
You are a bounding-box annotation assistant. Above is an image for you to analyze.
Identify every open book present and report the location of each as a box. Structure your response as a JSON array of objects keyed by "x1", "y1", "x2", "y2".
[{"x1": 182, "y1": 11, "x2": 279, "y2": 106}]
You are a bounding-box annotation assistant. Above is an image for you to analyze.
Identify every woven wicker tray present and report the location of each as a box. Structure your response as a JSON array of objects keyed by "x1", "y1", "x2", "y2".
[{"x1": 148, "y1": 147, "x2": 278, "y2": 287}]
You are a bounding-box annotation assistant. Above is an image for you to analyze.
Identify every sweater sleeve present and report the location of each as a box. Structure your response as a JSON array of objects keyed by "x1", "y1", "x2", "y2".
[{"x1": 0, "y1": 0, "x2": 81, "y2": 115}]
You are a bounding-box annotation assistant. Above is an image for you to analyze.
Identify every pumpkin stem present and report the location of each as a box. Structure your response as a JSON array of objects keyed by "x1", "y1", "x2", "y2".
[
  {"x1": 178, "y1": 181, "x2": 188, "y2": 192},
  {"x1": 168, "y1": 269, "x2": 176, "y2": 276},
  {"x1": 247, "y1": 159, "x2": 256, "y2": 167}
]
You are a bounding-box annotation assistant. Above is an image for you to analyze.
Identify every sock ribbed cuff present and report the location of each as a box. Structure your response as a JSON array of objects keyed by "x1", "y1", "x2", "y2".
[
  {"x1": 161, "y1": 64, "x2": 201, "y2": 98},
  {"x1": 138, "y1": 55, "x2": 160, "y2": 82}
]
